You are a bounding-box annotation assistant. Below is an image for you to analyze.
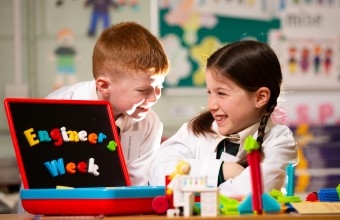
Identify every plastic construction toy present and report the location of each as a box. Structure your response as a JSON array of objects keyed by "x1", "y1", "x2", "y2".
[
  {"x1": 219, "y1": 194, "x2": 240, "y2": 215},
  {"x1": 152, "y1": 161, "x2": 219, "y2": 217},
  {"x1": 269, "y1": 189, "x2": 301, "y2": 204},
  {"x1": 285, "y1": 163, "x2": 295, "y2": 196},
  {"x1": 318, "y1": 188, "x2": 340, "y2": 202},
  {"x1": 21, "y1": 186, "x2": 165, "y2": 215},
  {"x1": 238, "y1": 136, "x2": 281, "y2": 215},
  {"x1": 306, "y1": 192, "x2": 319, "y2": 202}
]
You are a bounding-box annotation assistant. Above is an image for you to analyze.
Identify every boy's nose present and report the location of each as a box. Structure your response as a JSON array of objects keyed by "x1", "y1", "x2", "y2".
[{"x1": 147, "y1": 89, "x2": 159, "y2": 103}]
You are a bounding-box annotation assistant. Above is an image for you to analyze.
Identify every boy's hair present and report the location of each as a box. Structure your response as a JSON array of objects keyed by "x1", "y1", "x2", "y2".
[
  {"x1": 189, "y1": 40, "x2": 282, "y2": 150},
  {"x1": 92, "y1": 22, "x2": 169, "y2": 80}
]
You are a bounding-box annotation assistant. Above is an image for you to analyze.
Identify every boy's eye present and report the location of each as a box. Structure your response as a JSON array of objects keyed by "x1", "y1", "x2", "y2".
[{"x1": 138, "y1": 89, "x2": 149, "y2": 94}]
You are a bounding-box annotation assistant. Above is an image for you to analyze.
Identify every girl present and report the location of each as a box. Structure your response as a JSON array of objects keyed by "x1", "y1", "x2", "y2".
[{"x1": 149, "y1": 40, "x2": 298, "y2": 197}]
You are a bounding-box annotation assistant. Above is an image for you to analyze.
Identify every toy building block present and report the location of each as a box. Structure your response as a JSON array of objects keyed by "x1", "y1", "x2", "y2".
[
  {"x1": 199, "y1": 188, "x2": 219, "y2": 216},
  {"x1": 181, "y1": 176, "x2": 219, "y2": 217},
  {"x1": 238, "y1": 193, "x2": 281, "y2": 214},
  {"x1": 277, "y1": 196, "x2": 301, "y2": 203},
  {"x1": 305, "y1": 192, "x2": 319, "y2": 202},
  {"x1": 219, "y1": 194, "x2": 239, "y2": 215},
  {"x1": 269, "y1": 189, "x2": 282, "y2": 200},
  {"x1": 152, "y1": 196, "x2": 170, "y2": 215},
  {"x1": 285, "y1": 163, "x2": 295, "y2": 196},
  {"x1": 268, "y1": 189, "x2": 301, "y2": 204},
  {"x1": 165, "y1": 161, "x2": 220, "y2": 217},
  {"x1": 238, "y1": 136, "x2": 281, "y2": 215},
  {"x1": 318, "y1": 188, "x2": 340, "y2": 202},
  {"x1": 243, "y1": 136, "x2": 263, "y2": 214}
]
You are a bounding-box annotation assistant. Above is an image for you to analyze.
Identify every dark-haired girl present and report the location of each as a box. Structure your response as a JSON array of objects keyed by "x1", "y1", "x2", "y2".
[{"x1": 149, "y1": 40, "x2": 298, "y2": 197}]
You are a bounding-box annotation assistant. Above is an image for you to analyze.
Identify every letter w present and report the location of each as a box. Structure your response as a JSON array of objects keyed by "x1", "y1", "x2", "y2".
[{"x1": 44, "y1": 158, "x2": 66, "y2": 177}]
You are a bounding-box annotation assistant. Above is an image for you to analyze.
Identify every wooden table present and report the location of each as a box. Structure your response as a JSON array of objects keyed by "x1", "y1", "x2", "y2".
[{"x1": 1, "y1": 214, "x2": 340, "y2": 220}]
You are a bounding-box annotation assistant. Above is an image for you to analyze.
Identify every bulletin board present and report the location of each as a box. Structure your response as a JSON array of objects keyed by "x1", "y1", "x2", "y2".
[
  {"x1": 4, "y1": 98, "x2": 130, "y2": 189},
  {"x1": 158, "y1": 0, "x2": 340, "y2": 91},
  {"x1": 158, "y1": 0, "x2": 280, "y2": 90}
]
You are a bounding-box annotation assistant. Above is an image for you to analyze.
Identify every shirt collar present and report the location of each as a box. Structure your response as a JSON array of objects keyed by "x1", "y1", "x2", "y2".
[
  {"x1": 90, "y1": 80, "x2": 99, "y2": 100},
  {"x1": 212, "y1": 118, "x2": 274, "y2": 145}
]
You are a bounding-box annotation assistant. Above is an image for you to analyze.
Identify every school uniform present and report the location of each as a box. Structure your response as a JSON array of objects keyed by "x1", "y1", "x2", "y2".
[
  {"x1": 46, "y1": 80, "x2": 163, "y2": 186},
  {"x1": 148, "y1": 119, "x2": 298, "y2": 198}
]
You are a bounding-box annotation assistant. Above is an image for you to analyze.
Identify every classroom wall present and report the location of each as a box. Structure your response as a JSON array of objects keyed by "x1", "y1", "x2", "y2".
[
  {"x1": 1, "y1": 1, "x2": 340, "y2": 158},
  {"x1": 0, "y1": 0, "x2": 157, "y2": 158}
]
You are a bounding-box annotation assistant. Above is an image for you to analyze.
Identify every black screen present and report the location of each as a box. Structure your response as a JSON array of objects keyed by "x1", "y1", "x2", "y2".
[{"x1": 5, "y1": 98, "x2": 130, "y2": 189}]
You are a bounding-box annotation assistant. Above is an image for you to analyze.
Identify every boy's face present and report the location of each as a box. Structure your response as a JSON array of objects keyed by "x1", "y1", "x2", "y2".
[{"x1": 107, "y1": 71, "x2": 164, "y2": 121}]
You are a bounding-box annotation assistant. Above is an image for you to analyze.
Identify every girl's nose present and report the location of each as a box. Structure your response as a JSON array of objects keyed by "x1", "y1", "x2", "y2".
[{"x1": 208, "y1": 98, "x2": 218, "y2": 111}]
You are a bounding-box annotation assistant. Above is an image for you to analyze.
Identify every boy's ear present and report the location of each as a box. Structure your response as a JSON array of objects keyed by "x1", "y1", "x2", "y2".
[
  {"x1": 255, "y1": 87, "x2": 270, "y2": 108},
  {"x1": 96, "y1": 76, "x2": 111, "y2": 97}
]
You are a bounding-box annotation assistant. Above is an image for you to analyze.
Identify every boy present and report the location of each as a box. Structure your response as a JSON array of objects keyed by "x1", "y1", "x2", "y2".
[{"x1": 46, "y1": 22, "x2": 169, "y2": 185}]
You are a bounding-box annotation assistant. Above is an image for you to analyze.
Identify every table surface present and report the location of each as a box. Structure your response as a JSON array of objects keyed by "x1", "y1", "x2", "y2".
[{"x1": 1, "y1": 214, "x2": 340, "y2": 220}]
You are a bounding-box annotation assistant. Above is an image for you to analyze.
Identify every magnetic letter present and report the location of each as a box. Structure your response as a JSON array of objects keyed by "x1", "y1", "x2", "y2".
[
  {"x1": 60, "y1": 127, "x2": 70, "y2": 142},
  {"x1": 68, "y1": 130, "x2": 79, "y2": 142},
  {"x1": 24, "y1": 128, "x2": 39, "y2": 147},
  {"x1": 107, "y1": 140, "x2": 117, "y2": 152},
  {"x1": 97, "y1": 132, "x2": 107, "y2": 143},
  {"x1": 88, "y1": 133, "x2": 98, "y2": 144},
  {"x1": 77, "y1": 162, "x2": 87, "y2": 173},
  {"x1": 38, "y1": 130, "x2": 51, "y2": 142},
  {"x1": 44, "y1": 158, "x2": 66, "y2": 177},
  {"x1": 66, "y1": 162, "x2": 76, "y2": 174},
  {"x1": 50, "y1": 128, "x2": 63, "y2": 146},
  {"x1": 88, "y1": 158, "x2": 99, "y2": 176},
  {"x1": 78, "y1": 130, "x2": 88, "y2": 142}
]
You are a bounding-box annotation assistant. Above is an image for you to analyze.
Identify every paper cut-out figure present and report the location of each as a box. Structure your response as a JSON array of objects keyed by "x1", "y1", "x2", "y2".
[
  {"x1": 288, "y1": 47, "x2": 297, "y2": 74},
  {"x1": 300, "y1": 47, "x2": 310, "y2": 73},
  {"x1": 313, "y1": 45, "x2": 321, "y2": 74},
  {"x1": 324, "y1": 48, "x2": 332, "y2": 74},
  {"x1": 85, "y1": 0, "x2": 118, "y2": 37},
  {"x1": 50, "y1": 28, "x2": 79, "y2": 90}
]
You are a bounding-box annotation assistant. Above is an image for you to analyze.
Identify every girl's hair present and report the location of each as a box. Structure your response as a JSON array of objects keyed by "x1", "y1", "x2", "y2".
[
  {"x1": 92, "y1": 22, "x2": 169, "y2": 80},
  {"x1": 189, "y1": 40, "x2": 282, "y2": 150}
]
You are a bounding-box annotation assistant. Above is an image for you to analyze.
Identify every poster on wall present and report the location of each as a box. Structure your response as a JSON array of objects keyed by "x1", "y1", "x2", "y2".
[
  {"x1": 158, "y1": 0, "x2": 280, "y2": 94},
  {"x1": 269, "y1": 4, "x2": 340, "y2": 90},
  {"x1": 269, "y1": 30, "x2": 340, "y2": 90}
]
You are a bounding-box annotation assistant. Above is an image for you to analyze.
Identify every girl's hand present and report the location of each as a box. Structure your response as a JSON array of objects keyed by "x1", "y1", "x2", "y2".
[{"x1": 222, "y1": 162, "x2": 245, "y2": 180}]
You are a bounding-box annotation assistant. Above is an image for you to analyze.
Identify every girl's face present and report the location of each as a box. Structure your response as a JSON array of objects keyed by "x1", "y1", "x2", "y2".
[
  {"x1": 98, "y1": 71, "x2": 164, "y2": 121},
  {"x1": 206, "y1": 70, "x2": 264, "y2": 135}
]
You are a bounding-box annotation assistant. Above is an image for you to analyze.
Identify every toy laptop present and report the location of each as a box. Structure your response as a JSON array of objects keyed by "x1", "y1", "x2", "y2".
[{"x1": 4, "y1": 98, "x2": 164, "y2": 215}]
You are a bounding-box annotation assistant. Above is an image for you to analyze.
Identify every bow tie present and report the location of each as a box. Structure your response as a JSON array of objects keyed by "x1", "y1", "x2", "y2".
[{"x1": 223, "y1": 133, "x2": 240, "y2": 143}]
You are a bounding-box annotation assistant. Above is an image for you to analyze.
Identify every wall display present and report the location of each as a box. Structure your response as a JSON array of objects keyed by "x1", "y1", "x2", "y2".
[
  {"x1": 159, "y1": 0, "x2": 340, "y2": 92},
  {"x1": 50, "y1": 28, "x2": 80, "y2": 91},
  {"x1": 270, "y1": 3, "x2": 340, "y2": 90},
  {"x1": 269, "y1": 30, "x2": 340, "y2": 90},
  {"x1": 273, "y1": 91, "x2": 340, "y2": 126},
  {"x1": 158, "y1": 0, "x2": 280, "y2": 91}
]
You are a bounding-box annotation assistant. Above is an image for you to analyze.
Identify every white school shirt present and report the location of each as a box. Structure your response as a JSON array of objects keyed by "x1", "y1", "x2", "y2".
[
  {"x1": 46, "y1": 80, "x2": 163, "y2": 185},
  {"x1": 148, "y1": 119, "x2": 298, "y2": 198}
]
